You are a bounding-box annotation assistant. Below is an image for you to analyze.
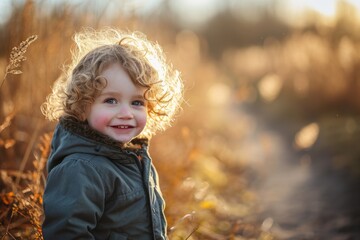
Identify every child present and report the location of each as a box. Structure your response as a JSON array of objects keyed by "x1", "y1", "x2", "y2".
[{"x1": 41, "y1": 28, "x2": 183, "y2": 240}]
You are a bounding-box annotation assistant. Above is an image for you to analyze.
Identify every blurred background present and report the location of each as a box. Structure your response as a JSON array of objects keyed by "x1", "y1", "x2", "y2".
[{"x1": 1, "y1": 0, "x2": 360, "y2": 239}]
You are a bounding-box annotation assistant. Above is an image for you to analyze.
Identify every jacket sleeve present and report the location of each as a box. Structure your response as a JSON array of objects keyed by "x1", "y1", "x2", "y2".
[{"x1": 42, "y1": 158, "x2": 106, "y2": 240}]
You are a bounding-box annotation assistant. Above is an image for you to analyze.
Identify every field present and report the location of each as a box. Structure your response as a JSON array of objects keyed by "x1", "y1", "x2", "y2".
[{"x1": 1, "y1": 1, "x2": 360, "y2": 239}]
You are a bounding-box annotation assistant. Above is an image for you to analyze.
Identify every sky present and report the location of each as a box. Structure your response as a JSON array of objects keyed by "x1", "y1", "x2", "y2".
[
  {"x1": 1, "y1": 0, "x2": 360, "y2": 27},
  {"x1": 169, "y1": 0, "x2": 360, "y2": 26}
]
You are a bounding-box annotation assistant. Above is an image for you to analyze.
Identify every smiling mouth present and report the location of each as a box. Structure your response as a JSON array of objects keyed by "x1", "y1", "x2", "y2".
[{"x1": 112, "y1": 125, "x2": 134, "y2": 129}]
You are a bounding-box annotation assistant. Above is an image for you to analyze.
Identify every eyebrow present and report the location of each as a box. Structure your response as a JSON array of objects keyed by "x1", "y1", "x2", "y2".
[{"x1": 100, "y1": 91, "x2": 145, "y2": 99}]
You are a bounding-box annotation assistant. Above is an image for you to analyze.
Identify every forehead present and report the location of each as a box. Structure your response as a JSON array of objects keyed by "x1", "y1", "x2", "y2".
[{"x1": 100, "y1": 63, "x2": 146, "y2": 95}]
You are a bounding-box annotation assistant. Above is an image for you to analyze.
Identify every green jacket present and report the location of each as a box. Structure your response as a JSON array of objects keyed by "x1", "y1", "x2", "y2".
[{"x1": 42, "y1": 118, "x2": 167, "y2": 240}]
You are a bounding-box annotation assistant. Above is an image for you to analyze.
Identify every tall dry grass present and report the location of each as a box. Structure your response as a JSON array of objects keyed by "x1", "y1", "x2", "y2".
[
  {"x1": 0, "y1": 2, "x2": 269, "y2": 239},
  {"x1": 0, "y1": 34, "x2": 46, "y2": 240},
  {"x1": 1, "y1": 0, "x2": 360, "y2": 239}
]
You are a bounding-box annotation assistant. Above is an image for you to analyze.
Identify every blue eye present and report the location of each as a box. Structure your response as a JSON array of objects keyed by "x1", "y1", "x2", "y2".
[
  {"x1": 104, "y1": 98, "x2": 117, "y2": 104},
  {"x1": 132, "y1": 100, "x2": 145, "y2": 106}
]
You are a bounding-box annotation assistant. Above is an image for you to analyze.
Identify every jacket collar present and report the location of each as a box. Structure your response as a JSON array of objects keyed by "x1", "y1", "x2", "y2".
[{"x1": 60, "y1": 117, "x2": 149, "y2": 151}]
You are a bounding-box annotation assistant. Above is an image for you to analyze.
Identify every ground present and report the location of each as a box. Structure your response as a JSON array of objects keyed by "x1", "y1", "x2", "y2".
[{"x1": 244, "y1": 106, "x2": 360, "y2": 240}]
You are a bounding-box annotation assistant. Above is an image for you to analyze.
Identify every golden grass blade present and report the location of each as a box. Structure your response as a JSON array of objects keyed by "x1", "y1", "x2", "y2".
[{"x1": 1, "y1": 35, "x2": 38, "y2": 89}]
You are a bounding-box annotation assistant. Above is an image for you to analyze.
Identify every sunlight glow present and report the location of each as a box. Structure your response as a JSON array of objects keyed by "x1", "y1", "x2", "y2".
[
  {"x1": 207, "y1": 83, "x2": 231, "y2": 106},
  {"x1": 287, "y1": 0, "x2": 337, "y2": 16},
  {"x1": 1, "y1": 0, "x2": 360, "y2": 26},
  {"x1": 258, "y1": 74, "x2": 283, "y2": 102},
  {"x1": 169, "y1": 0, "x2": 223, "y2": 27},
  {"x1": 282, "y1": 0, "x2": 360, "y2": 26},
  {"x1": 294, "y1": 123, "x2": 320, "y2": 150}
]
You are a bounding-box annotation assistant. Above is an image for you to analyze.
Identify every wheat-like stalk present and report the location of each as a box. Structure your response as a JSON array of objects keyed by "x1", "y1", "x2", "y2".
[
  {"x1": 0, "y1": 111, "x2": 15, "y2": 133},
  {"x1": 0, "y1": 112, "x2": 16, "y2": 149},
  {"x1": 0, "y1": 133, "x2": 50, "y2": 240},
  {"x1": 0, "y1": 35, "x2": 38, "y2": 150},
  {"x1": 1, "y1": 35, "x2": 38, "y2": 89}
]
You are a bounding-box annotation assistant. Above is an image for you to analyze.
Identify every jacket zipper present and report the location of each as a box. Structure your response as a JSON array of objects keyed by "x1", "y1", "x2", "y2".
[{"x1": 127, "y1": 150, "x2": 157, "y2": 240}]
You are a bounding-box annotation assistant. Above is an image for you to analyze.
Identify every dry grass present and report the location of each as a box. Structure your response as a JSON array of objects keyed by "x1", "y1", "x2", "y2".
[
  {"x1": 0, "y1": 29, "x2": 267, "y2": 240},
  {"x1": 0, "y1": 31, "x2": 264, "y2": 239},
  {"x1": 0, "y1": 34, "x2": 46, "y2": 240},
  {"x1": 1, "y1": 35, "x2": 38, "y2": 89},
  {"x1": 1, "y1": 1, "x2": 359, "y2": 239},
  {"x1": 0, "y1": 134, "x2": 49, "y2": 240}
]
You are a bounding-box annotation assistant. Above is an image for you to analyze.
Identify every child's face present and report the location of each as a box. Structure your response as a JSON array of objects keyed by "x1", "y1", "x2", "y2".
[{"x1": 86, "y1": 62, "x2": 147, "y2": 143}]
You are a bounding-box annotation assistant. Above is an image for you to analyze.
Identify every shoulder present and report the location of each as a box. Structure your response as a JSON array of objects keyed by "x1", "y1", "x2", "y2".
[
  {"x1": 52, "y1": 152, "x2": 119, "y2": 174},
  {"x1": 46, "y1": 153, "x2": 118, "y2": 193},
  {"x1": 45, "y1": 153, "x2": 114, "y2": 200},
  {"x1": 48, "y1": 154, "x2": 107, "y2": 183},
  {"x1": 49, "y1": 153, "x2": 99, "y2": 174}
]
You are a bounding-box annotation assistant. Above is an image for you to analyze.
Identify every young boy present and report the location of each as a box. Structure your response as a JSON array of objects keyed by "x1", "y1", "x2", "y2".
[{"x1": 41, "y1": 28, "x2": 183, "y2": 240}]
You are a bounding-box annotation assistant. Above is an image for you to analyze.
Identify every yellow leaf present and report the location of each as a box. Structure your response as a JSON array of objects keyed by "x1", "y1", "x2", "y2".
[
  {"x1": 200, "y1": 200, "x2": 216, "y2": 209},
  {"x1": 4, "y1": 139, "x2": 15, "y2": 149},
  {"x1": 1, "y1": 192, "x2": 15, "y2": 205}
]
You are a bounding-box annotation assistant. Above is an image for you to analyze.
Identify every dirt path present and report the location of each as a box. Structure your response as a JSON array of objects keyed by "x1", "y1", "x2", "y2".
[
  {"x1": 255, "y1": 149, "x2": 360, "y2": 239},
  {"x1": 241, "y1": 109, "x2": 360, "y2": 239}
]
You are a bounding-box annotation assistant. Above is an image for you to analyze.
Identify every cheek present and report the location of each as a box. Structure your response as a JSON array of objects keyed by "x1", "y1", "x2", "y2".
[
  {"x1": 91, "y1": 116, "x2": 109, "y2": 129},
  {"x1": 87, "y1": 108, "x2": 110, "y2": 130},
  {"x1": 138, "y1": 112, "x2": 147, "y2": 129}
]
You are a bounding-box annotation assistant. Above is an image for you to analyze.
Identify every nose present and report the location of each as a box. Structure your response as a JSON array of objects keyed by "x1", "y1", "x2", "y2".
[{"x1": 116, "y1": 104, "x2": 133, "y2": 119}]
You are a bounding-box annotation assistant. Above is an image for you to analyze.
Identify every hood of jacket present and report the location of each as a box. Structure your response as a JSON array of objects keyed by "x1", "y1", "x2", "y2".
[{"x1": 47, "y1": 117, "x2": 149, "y2": 173}]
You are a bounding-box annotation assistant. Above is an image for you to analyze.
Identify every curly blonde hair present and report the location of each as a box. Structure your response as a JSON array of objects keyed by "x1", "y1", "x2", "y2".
[{"x1": 41, "y1": 28, "x2": 183, "y2": 138}]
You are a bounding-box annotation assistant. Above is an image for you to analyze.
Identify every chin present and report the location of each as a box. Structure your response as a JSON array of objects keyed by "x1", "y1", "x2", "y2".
[{"x1": 114, "y1": 136, "x2": 133, "y2": 143}]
